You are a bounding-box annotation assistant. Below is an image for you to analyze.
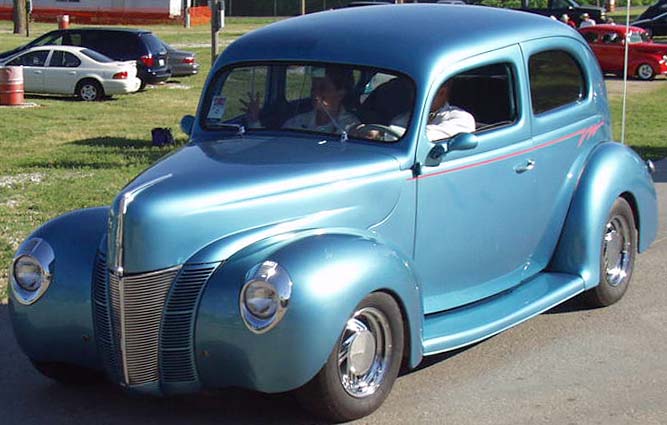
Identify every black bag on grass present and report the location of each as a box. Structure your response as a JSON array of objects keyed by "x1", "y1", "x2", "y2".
[{"x1": 151, "y1": 128, "x2": 175, "y2": 147}]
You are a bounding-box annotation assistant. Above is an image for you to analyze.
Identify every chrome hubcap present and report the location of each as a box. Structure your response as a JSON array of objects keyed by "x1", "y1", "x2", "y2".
[
  {"x1": 638, "y1": 64, "x2": 653, "y2": 79},
  {"x1": 81, "y1": 84, "x2": 98, "y2": 101},
  {"x1": 603, "y1": 215, "x2": 632, "y2": 287},
  {"x1": 338, "y1": 307, "x2": 392, "y2": 398}
]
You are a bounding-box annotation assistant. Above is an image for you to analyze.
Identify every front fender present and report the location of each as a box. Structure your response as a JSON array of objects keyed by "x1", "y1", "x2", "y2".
[
  {"x1": 549, "y1": 142, "x2": 657, "y2": 288},
  {"x1": 194, "y1": 230, "x2": 423, "y2": 393},
  {"x1": 9, "y1": 207, "x2": 109, "y2": 369}
]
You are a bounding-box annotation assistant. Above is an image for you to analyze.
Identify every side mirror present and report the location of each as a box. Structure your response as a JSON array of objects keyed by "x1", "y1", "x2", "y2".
[
  {"x1": 448, "y1": 132, "x2": 478, "y2": 152},
  {"x1": 180, "y1": 115, "x2": 195, "y2": 136},
  {"x1": 424, "y1": 133, "x2": 478, "y2": 167}
]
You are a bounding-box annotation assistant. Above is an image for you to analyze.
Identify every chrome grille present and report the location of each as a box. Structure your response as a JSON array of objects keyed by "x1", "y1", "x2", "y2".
[
  {"x1": 160, "y1": 264, "x2": 218, "y2": 383},
  {"x1": 92, "y1": 253, "x2": 123, "y2": 383}
]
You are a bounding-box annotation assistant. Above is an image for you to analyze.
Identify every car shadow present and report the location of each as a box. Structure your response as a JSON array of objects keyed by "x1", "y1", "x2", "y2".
[
  {"x1": 25, "y1": 94, "x2": 120, "y2": 103},
  {"x1": 19, "y1": 137, "x2": 180, "y2": 170},
  {"x1": 0, "y1": 303, "x2": 326, "y2": 425}
]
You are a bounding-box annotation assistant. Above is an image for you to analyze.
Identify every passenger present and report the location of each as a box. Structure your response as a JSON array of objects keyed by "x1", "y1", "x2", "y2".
[
  {"x1": 391, "y1": 80, "x2": 475, "y2": 142},
  {"x1": 242, "y1": 66, "x2": 359, "y2": 134},
  {"x1": 560, "y1": 14, "x2": 577, "y2": 28},
  {"x1": 579, "y1": 13, "x2": 596, "y2": 28}
]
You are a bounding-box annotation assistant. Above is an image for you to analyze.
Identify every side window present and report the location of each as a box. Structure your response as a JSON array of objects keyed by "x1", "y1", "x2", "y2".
[
  {"x1": 427, "y1": 63, "x2": 516, "y2": 141},
  {"x1": 9, "y1": 51, "x2": 49, "y2": 67},
  {"x1": 529, "y1": 50, "x2": 586, "y2": 115},
  {"x1": 62, "y1": 32, "x2": 82, "y2": 47},
  {"x1": 601, "y1": 32, "x2": 620, "y2": 44},
  {"x1": 582, "y1": 32, "x2": 598, "y2": 43},
  {"x1": 207, "y1": 66, "x2": 269, "y2": 123},
  {"x1": 49, "y1": 51, "x2": 81, "y2": 68}
]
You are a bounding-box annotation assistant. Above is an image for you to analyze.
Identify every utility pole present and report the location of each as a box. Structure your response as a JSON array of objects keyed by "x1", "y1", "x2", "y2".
[
  {"x1": 301, "y1": 0, "x2": 306, "y2": 15},
  {"x1": 184, "y1": 0, "x2": 191, "y2": 28},
  {"x1": 12, "y1": 0, "x2": 26, "y2": 35},
  {"x1": 210, "y1": 0, "x2": 224, "y2": 65}
]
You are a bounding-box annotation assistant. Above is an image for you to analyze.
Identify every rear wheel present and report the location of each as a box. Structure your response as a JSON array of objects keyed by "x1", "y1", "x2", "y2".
[
  {"x1": 76, "y1": 79, "x2": 104, "y2": 101},
  {"x1": 636, "y1": 63, "x2": 655, "y2": 81},
  {"x1": 296, "y1": 292, "x2": 404, "y2": 422},
  {"x1": 584, "y1": 197, "x2": 637, "y2": 307},
  {"x1": 32, "y1": 361, "x2": 105, "y2": 386}
]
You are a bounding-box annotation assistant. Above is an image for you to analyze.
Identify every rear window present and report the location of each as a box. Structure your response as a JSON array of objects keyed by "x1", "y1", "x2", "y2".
[
  {"x1": 140, "y1": 34, "x2": 167, "y2": 55},
  {"x1": 528, "y1": 50, "x2": 586, "y2": 115},
  {"x1": 81, "y1": 49, "x2": 114, "y2": 63}
]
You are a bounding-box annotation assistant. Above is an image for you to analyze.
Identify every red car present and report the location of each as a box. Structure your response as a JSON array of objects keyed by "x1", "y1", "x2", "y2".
[{"x1": 579, "y1": 24, "x2": 667, "y2": 80}]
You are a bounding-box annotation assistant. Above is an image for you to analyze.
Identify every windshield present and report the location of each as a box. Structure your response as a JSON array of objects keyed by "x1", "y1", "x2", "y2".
[
  {"x1": 628, "y1": 31, "x2": 649, "y2": 43},
  {"x1": 202, "y1": 63, "x2": 416, "y2": 143}
]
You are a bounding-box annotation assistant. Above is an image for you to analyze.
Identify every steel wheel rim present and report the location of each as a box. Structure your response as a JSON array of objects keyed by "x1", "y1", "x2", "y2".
[
  {"x1": 337, "y1": 306, "x2": 392, "y2": 398},
  {"x1": 638, "y1": 64, "x2": 653, "y2": 80},
  {"x1": 603, "y1": 214, "x2": 632, "y2": 287},
  {"x1": 81, "y1": 84, "x2": 98, "y2": 101}
]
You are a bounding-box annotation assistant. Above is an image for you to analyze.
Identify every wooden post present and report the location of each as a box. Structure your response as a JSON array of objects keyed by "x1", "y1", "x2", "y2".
[
  {"x1": 12, "y1": 0, "x2": 26, "y2": 36},
  {"x1": 301, "y1": 0, "x2": 306, "y2": 15}
]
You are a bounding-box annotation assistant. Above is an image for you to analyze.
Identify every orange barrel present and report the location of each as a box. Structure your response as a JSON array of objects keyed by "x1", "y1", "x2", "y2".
[
  {"x1": 57, "y1": 14, "x2": 70, "y2": 30},
  {"x1": 0, "y1": 66, "x2": 24, "y2": 106}
]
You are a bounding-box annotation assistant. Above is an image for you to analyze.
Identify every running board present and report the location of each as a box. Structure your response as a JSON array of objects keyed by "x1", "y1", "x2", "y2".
[{"x1": 423, "y1": 272, "x2": 585, "y2": 356}]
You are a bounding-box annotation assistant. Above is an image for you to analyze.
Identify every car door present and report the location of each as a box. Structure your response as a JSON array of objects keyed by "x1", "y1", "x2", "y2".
[
  {"x1": 6, "y1": 50, "x2": 50, "y2": 92},
  {"x1": 519, "y1": 39, "x2": 606, "y2": 278},
  {"x1": 413, "y1": 45, "x2": 538, "y2": 314},
  {"x1": 44, "y1": 50, "x2": 82, "y2": 94},
  {"x1": 601, "y1": 31, "x2": 624, "y2": 73}
]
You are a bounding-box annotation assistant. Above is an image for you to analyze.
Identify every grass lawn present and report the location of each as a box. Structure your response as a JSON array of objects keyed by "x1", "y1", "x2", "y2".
[{"x1": 0, "y1": 18, "x2": 665, "y2": 302}]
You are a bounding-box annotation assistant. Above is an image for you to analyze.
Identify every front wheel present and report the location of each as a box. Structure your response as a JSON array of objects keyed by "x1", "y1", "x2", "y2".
[
  {"x1": 295, "y1": 292, "x2": 404, "y2": 422},
  {"x1": 583, "y1": 197, "x2": 637, "y2": 307},
  {"x1": 636, "y1": 63, "x2": 655, "y2": 81}
]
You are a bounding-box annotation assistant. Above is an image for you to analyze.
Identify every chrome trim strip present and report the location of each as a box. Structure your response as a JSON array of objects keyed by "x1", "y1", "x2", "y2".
[
  {"x1": 110, "y1": 174, "x2": 172, "y2": 276},
  {"x1": 10, "y1": 238, "x2": 56, "y2": 305},
  {"x1": 117, "y1": 272, "x2": 130, "y2": 385}
]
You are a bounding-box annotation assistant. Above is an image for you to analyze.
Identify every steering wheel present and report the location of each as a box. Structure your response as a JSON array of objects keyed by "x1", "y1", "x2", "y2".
[{"x1": 351, "y1": 123, "x2": 402, "y2": 142}]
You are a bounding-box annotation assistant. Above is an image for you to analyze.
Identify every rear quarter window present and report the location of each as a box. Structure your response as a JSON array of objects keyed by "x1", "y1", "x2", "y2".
[{"x1": 528, "y1": 50, "x2": 586, "y2": 115}]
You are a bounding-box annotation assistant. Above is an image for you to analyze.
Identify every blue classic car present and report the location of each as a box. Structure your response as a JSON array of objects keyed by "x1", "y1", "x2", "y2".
[{"x1": 9, "y1": 4, "x2": 658, "y2": 422}]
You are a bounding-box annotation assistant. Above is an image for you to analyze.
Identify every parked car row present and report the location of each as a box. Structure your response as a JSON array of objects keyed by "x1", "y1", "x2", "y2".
[
  {"x1": 579, "y1": 24, "x2": 667, "y2": 80},
  {"x1": 0, "y1": 28, "x2": 199, "y2": 101}
]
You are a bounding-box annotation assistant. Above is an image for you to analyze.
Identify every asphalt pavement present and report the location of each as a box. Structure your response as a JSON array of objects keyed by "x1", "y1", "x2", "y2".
[{"x1": 1, "y1": 161, "x2": 666, "y2": 425}]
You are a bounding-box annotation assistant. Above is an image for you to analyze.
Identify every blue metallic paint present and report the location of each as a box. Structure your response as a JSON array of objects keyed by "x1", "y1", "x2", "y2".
[
  {"x1": 10, "y1": 207, "x2": 108, "y2": 370},
  {"x1": 195, "y1": 230, "x2": 422, "y2": 393},
  {"x1": 8, "y1": 4, "x2": 659, "y2": 401},
  {"x1": 549, "y1": 142, "x2": 658, "y2": 287}
]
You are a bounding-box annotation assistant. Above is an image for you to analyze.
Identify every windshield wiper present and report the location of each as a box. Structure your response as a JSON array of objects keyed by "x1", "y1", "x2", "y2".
[{"x1": 206, "y1": 122, "x2": 246, "y2": 136}]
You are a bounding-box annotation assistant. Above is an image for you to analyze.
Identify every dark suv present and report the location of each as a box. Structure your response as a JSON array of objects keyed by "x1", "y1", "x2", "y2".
[{"x1": 0, "y1": 28, "x2": 170, "y2": 88}]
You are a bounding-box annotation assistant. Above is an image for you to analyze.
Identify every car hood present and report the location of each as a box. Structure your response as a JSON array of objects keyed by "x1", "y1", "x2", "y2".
[{"x1": 109, "y1": 135, "x2": 405, "y2": 273}]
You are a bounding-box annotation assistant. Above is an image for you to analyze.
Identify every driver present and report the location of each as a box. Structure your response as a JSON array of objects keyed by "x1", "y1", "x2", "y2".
[
  {"x1": 391, "y1": 80, "x2": 475, "y2": 141},
  {"x1": 242, "y1": 66, "x2": 359, "y2": 134}
]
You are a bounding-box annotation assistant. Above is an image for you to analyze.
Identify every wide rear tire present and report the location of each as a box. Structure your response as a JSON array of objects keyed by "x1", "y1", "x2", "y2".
[
  {"x1": 295, "y1": 292, "x2": 404, "y2": 422},
  {"x1": 76, "y1": 79, "x2": 104, "y2": 101},
  {"x1": 584, "y1": 197, "x2": 637, "y2": 307}
]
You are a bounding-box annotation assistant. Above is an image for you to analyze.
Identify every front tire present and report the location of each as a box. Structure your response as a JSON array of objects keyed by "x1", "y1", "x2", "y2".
[
  {"x1": 584, "y1": 197, "x2": 637, "y2": 307},
  {"x1": 76, "y1": 79, "x2": 104, "y2": 101},
  {"x1": 296, "y1": 292, "x2": 404, "y2": 422},
  {"x1": 636, "y1": 63, "x2": 655, "y2": 81}
]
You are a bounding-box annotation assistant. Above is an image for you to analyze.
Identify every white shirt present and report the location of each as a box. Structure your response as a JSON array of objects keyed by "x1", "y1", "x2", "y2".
[
  {"x1": 391, "y1": 103, "x2": 475, "y2": 141},
  {"x1": 283, "y1": 107, "x2": 359, "y2": 134},
  {"x1": 579, "y1": 18, "x2": 596, "y2": 28}
]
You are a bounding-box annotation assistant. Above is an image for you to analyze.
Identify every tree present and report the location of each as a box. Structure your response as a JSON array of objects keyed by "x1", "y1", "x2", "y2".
[{"x1": 13, "y1": 0, "x2": 27, "y2": 35}]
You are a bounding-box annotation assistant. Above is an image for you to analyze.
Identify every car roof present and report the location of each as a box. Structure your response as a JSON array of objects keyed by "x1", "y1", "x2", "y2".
[
  {"x1": 219, "y1": 4, "x2": 578, "y2": 81},
  {"x1": 580, "y1": 24, "x2": 645, "y2": 34},
  {"x1": 58, "y1": 27, "x2": 151, "y2": 34},
  {"x1": 20, "y1": 45, "x2": 90, "y2": 54}
]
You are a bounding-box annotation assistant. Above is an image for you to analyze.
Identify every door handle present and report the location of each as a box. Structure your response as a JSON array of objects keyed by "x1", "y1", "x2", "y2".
[
  {"x1": 68, "y1": 71, "x2": 76, "y2": 75},
  {"x1": 33, "y1": 70, "x2": 42, "y2": 74},
  {"x1": 514, "y1": 159, "x2": 536, "y2": 174}
]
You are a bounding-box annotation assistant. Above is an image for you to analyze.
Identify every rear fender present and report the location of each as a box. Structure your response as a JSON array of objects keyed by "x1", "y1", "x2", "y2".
[
  {"x1": 549, "y1": 142, "x2": 657, "y2": 288},
  {"x1": 194, "y1": 229, "x2": 423, "y2": 393}
]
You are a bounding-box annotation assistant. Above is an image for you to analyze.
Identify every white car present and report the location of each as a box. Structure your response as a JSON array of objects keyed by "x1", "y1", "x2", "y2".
[{"x1": 0, "y1": 46, "x2": 141, "y2": 101}]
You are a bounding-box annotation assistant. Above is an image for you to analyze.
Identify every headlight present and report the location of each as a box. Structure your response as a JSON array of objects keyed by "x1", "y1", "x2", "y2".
[
  {"x1": 240, "y1": 261, "x2": 292, "y2": 334},
  {"x1": 13, "y1": 256, "x2": 44, "y2": 291},
  {"x1": 10, "y1": 238, "x2": 54, "y2": 305}
]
